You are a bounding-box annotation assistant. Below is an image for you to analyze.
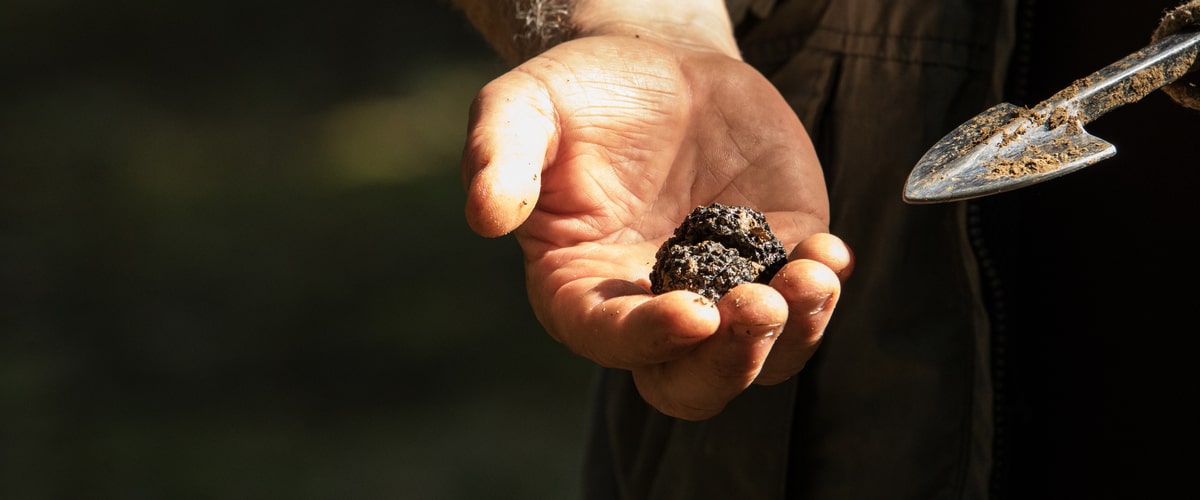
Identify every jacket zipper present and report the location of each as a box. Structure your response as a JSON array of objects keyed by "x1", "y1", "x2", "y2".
[{"x1": 968, "y1": 197, "x2": 1010, "y2": 500}]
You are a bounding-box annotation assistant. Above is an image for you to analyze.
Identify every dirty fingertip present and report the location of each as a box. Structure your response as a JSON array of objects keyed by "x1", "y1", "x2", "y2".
[
  {"x1": 771, "y1": 260, "x2": 840, "y2": 312},
  {"x1": 790, "y1": 233, "x2": 854, "y2": 279},
  {"x1": 718, "y1": 283, "x2": 788, "y2": 328},
  {"x1": 464, "y1": 166, "x2": 540, "y2": 238},
  {"x1": 647, "y1": 290, "x2": 722, "y2": 338}
]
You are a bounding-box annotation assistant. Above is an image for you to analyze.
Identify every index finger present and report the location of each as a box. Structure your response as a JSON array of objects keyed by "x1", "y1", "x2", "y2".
[{"x1": 545, "y1": 277, "x2": 721, "y2": 369}]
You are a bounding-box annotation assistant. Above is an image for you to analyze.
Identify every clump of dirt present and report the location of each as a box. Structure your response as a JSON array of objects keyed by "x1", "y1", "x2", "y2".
[
  {"x1": 1047, "y1": 106, "x2": 1074, "y2": 129},
  {"x1": 980, "y1": 102, "x2": 1092, "y2": 179},
  {"x1": 997, "y1": 124, "x2": 1026, "y2": 147},
  {"x1": 985, "y1": 146, "x2": 1064, "y2": 178},
  {"x1": 1013, "y1": 106, "x2": 1045, "y2": 126},
  {"x1": 1099, "y1": 64, "x2": 1174, "y2": 112},
  {"x1": 984, "y1": 137, "x2": 1088, "y2": 179},
  {"x1": 649, "y1": 203, "x2": 787, "y2": 302}
]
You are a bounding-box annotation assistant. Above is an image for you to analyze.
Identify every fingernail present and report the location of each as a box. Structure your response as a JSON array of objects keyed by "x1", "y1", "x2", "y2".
[
  {"x1": 734, "y1": 323, "x2": 783, "y2": 338},
  {"x1": 807, "y1": 293, "x2": 834, "y2": 316}
]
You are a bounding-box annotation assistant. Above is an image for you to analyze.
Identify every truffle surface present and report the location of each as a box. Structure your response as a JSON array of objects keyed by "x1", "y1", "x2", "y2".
[{"x1": 649, "y1": 203, "x2": 788, "y2": 301}]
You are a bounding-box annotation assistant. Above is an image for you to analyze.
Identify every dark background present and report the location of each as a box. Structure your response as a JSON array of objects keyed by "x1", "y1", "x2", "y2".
[{"x1": 1, "y1": 1, "x2": 595, "y2": 498}]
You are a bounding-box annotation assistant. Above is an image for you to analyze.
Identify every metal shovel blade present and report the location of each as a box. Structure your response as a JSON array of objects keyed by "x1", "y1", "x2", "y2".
[
  {"x1": 903, "y1": 103, "x2": 1116, "y2": 202},
  {"x1": 903, "y1": 30, "x2": 1200, "y2": 204}
]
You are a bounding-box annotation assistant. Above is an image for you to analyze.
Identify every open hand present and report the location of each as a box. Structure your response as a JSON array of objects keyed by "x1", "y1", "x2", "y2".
[{"x1": 461, "y1": 33, "x2": 853, "y2": 420}]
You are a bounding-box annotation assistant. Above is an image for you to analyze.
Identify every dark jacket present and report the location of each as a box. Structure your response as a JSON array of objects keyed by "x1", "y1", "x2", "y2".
[{"x1": 585, "y1": 1, "x2": 1200, "y2": 499}]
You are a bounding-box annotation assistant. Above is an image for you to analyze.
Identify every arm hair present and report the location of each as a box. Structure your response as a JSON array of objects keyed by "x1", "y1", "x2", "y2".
[{"x1": 451, "y1": 0, "x2": 578, "y2": 64}]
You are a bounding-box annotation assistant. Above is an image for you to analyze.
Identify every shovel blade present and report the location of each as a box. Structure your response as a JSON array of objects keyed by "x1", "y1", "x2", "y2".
[{"x1": 903, "y1": 102, "x2": 1115, "y2": 203}]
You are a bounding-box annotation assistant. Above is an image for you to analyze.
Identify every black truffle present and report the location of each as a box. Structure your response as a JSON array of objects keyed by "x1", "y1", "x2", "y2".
[{"x1": 649, "y1": 203, "x2": 788, "y2": 301}]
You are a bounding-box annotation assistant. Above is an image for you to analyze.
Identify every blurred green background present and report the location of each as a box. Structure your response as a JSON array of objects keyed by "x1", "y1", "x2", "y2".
[{"x1": 1, "y1": 1, "x2": 596, "y2": 498}]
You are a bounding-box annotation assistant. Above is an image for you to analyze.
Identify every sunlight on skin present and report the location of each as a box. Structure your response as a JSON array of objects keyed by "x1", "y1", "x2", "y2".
[{"x1": 459, "y1": 30, "x2": 850, "y2": 420}]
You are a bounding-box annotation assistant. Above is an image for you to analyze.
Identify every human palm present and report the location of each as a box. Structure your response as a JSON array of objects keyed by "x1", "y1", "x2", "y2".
[{"x1": 462, "y1": 35, "x2": 851, "y2": 420}]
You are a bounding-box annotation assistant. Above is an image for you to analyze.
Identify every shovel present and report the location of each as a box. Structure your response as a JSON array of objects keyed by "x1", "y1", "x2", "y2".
[{"x1": 903, "y1": 30, "x2": 1200, "y2": 204}]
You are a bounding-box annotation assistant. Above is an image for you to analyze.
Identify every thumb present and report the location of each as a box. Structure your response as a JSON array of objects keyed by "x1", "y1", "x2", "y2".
[{"x1": 461, "y1": 70, "x2": 559, "y2": 238}]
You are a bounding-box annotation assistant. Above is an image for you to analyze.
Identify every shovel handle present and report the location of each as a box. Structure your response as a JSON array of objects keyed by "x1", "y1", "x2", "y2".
[{"x1": 1037, "y1": 30, "x2": 1200, "y2": 124}]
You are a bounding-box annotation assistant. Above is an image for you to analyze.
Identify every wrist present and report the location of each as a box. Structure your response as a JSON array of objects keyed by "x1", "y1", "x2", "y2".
[
  {"x1": 453, "y1": 0, "x2": 580, "y2": 64},
  {"x1": 454, "y1": 1, "x2": 740, "y2": 64},
  {"x1": 514, "y1": 0, "x2": 578, "y2": 61},
  {"x1": 573, "y1": 0, "x2": 741, "y2": 60}
]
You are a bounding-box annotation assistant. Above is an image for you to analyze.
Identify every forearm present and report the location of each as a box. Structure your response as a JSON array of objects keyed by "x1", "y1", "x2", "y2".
[{"x1": 451, "y1": 0, "x2": 739, "y2": 64}]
